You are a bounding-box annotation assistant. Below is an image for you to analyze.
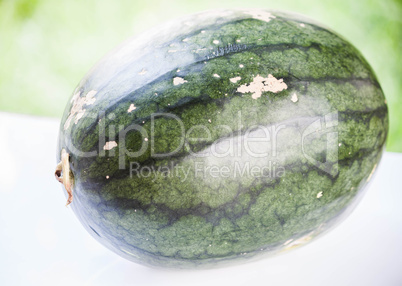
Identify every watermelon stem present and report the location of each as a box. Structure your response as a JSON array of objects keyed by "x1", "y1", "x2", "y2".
[{"x1": 55, "y1": 149, "x2": 74, "y2": 206}]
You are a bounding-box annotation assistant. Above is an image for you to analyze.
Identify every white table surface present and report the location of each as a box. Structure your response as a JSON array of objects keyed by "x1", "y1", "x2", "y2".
[{"x1": 0, "y1": 111, "x2": 401, "y2": 286}]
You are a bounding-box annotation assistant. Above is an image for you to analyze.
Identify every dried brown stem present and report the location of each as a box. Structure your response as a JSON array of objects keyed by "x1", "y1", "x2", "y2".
[{"x1": 55, "y1": 149, "x2": 74, "y2": 206}]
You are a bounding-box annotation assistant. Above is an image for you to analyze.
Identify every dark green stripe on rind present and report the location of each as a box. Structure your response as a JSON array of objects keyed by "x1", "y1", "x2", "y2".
[{"x1": 58, "y1": 10, "x2": 388, "y2": 268}]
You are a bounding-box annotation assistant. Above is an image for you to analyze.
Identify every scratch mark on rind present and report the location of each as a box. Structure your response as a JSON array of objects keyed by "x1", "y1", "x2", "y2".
[
  {"x1": 127, "y1": 104, "x2": 136, "y2": 113},
  {"x1": 366, "y1": 164, "x2": 377, "y2": 182},
  {"x1": 173, "y1": 77, "x2": 188, "y2": 86},
  {"x1": 230, "y1": 76, "x2": 241, "y2": 83},
  {"x1": 103, "y1": 141, "x2": 118, "y2": 151},
  {"x1": 64, "y1": 90, "x2": 97, "y2": 130},
  {"x1": 291, "y1": 93, "x2": 298, "y2": 102}
]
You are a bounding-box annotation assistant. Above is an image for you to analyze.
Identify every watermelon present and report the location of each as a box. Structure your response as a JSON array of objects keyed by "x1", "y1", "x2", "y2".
[{"x1": 56, "y1": 9, "x2": 388, "y2": 268}]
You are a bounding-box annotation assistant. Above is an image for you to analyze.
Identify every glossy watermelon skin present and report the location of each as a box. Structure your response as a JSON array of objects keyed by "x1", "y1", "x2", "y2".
[{"x1": 57, "y1": 9, "x2": 388, "y2": 268}]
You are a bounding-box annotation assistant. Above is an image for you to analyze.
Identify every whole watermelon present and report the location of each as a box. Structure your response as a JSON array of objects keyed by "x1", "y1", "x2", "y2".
[{"x1": 56, "y1": 9, "x2": 388, "y2": 268}]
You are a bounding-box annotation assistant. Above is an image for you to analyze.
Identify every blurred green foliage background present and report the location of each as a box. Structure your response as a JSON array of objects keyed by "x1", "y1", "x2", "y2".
[{"x1": 0, "y1": 0, "x2": 401, "y2": 151}]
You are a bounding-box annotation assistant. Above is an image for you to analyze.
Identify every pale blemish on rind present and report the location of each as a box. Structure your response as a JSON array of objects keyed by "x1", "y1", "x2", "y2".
[
  {"x1": 64, "y1": 90, "x2": 97, "y2": 130},
  {"x1": 291, "y1": 93, "x2": 298, "y2": 102},
  {"x1": 230, "y1": 76, "x2": 241, "y2": 83},
  {"x1": 245, "y1": 10, "x2": 276, "y2": 23},
  {"x1": 173, "y1": 77, "x2": 188, "y2": 86},
  {"x1": 237, "y1": 74, "x2": 287, "y2": 99},
  {"x1": 193, "y1": 48, "x2": 207, "y2": 53},
  {"x1": 138, "y1": 69, "x2": 147, "y2": 75},
  {"x1": 127, "y1": 104, "x2": 136, "y2": 113},
  {"x1": 103, "y1": 141, "x2": 118, "y2": 151}
]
